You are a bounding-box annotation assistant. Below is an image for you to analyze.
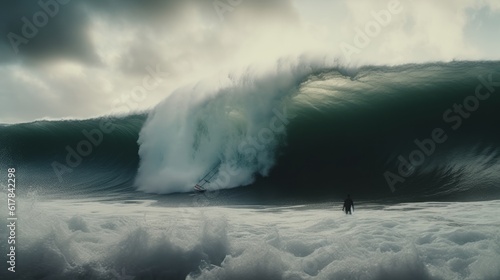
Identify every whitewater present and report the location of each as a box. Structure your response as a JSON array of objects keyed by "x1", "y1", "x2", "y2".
[
  {"x1": 0, "y1": 195, "x2": 499, "y2": 280},
  {"x1": 1, "y1": 60, "x2": 500, "y2": 279}
]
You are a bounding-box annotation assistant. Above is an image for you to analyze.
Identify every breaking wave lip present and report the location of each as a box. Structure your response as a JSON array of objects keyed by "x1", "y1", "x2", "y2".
[
  {"x1": 134, "y1": 59, "x2": 500, "y2": 199},
  {"x1": 1, "y1": 60, "x2": 500, "y2": 201},
  {"x1": 134, "y1": 56, "x2": 332, "y2": 194}
]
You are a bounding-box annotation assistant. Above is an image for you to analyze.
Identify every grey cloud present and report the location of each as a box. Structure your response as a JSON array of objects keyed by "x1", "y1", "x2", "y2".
[
  {"x1": 91, "y1": 0, "x2": 300, "y2": 77},
  {"x1": 1, "y1": 1, "x2": 99, "y2": 64},
  {"x1": 0, "y1": 0, "x2": 301, "y2": 123},
  {"x1": 1, "y1": 0, "x2": 297, "y2": 66}
]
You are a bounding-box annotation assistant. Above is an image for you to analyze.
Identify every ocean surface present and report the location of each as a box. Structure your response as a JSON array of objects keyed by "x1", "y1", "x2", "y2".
[{"x1": 1, "y1": 61, "x2": 500, "y2": 279}]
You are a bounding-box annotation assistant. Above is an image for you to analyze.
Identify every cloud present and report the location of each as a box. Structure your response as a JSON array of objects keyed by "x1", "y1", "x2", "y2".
[
  {"x1": 0, "y1": 1, "x2": 99, "y2": 64},
  {"x1": 0, "y1": 0, "x2": 499, "y2": 123},
  {"x1": 0, "y1": 0, "x2": 302, "y2": 123}
]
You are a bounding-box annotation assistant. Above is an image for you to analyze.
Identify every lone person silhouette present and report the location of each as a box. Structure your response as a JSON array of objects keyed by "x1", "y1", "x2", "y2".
[{"x1": 343, "y1": 195, "x2": 354, "y2": 215}]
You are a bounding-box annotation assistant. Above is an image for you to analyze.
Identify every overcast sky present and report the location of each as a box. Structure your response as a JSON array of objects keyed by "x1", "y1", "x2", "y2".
[{"x1": 1, "y1": 0, "x2": 499, "y2": 124}]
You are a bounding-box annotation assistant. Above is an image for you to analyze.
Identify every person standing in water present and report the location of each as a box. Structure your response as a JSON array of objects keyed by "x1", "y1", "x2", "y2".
[{"x1": 342, "y1": 195, "x2": 354, "y2": 214}]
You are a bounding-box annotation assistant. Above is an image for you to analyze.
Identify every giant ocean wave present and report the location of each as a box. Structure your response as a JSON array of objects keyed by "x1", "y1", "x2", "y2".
[{"x1": 2, "y1": 60, "x2": 500, "y2": 201}]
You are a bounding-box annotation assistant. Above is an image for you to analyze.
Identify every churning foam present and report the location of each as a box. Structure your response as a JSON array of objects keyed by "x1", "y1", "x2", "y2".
[{"x1": 3, "y1": 196, "x2": 499, "y2": 280}]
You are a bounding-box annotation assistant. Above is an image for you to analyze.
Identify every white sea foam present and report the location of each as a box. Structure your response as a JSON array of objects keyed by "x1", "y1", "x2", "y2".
[
  {"x1": 134, "y1": 56, "x2": 332, "y2": 194},
  {"x1": 1, "y1": 196, "x2": 499, "y2": 280}
]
